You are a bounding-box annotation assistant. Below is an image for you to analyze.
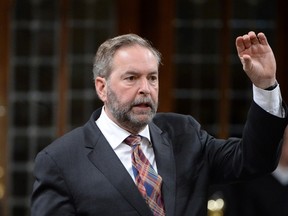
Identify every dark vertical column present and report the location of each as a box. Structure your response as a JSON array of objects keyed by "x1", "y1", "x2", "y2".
[
  {"x1": 116, "y1": 0, "x2": 141, "y2": 34},
  {"x1": 116, "y1": 0, "x2": 175, "y2": 112},
  {"x1": 0, "y1": 0, "x2": 11, "y2": 215},
  {"x1": 57, "y1": 0, "x2": 69, "y2": 136},
  {"x1": 276, "y1": 0, "x2": 288, "y2": 102},
  {"x1": 219, "y1": 0, "x2": 232, "y2": 138}
]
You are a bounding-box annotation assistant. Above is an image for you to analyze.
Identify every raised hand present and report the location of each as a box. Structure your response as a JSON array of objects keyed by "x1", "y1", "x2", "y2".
[{"x1": 235, "y1": 31, "x2": 276, "y2": 89}]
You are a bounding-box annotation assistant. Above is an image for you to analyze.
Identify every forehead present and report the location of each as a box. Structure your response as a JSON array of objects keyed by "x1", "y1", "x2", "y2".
[{"x1": 113, "y1": 44, "x2": 158, "y2": 64}]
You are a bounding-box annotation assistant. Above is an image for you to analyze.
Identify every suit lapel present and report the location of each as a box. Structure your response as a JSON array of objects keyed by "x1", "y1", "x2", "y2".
[
  {"x1": 149, "y1": 123, "x2": 176, "y2": 216},
  {"x1": 86, "y1": 132, "x2": 153, "y2": 216}
]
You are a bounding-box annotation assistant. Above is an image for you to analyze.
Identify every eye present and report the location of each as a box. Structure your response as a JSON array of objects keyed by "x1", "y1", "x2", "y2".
[
  {"x1": 150, "y1": 75, "x2": 157, "y2": 81},
  {"x1": 148, "y1": 74, "x2": 158, "y2": 82},
  {"x1": 125, "y1": 76, "x2": 136, "y2": 81},
  {"x1": 124, "y1": 75, "x2": 138, "y2": 83}
]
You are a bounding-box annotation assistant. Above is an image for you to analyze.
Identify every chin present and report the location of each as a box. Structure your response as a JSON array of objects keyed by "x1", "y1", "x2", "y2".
[{"x1": 132, "y1": 114, "x2": 153, "y2": 124}]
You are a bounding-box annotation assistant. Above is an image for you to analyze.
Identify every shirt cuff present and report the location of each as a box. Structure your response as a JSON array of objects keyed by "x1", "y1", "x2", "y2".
[{"x1": 253, "y1": 84, "x2": 285, "y2": 118}]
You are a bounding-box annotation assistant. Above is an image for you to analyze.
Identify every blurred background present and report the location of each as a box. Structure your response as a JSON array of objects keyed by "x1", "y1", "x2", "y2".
[{"x1": 0, "y1": 0, "x2": 287, "y2": 215}]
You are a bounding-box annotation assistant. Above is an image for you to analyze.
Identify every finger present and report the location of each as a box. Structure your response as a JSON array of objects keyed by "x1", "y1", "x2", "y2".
[
  {"x1": 248, "y1": 31, "x2": 259, "y2": 45},
  {"x1": 242, "y1": 55, "x2": 252, "y2": 72},
  {"x1": 257, "y1": 32, "x2": 268, "y2": 45},
  {"x1": 242, "y1": 34, "x2": 252, "y2": 49},
  {"x1": 235, "y1": 36, "x2": 245, "y2": 53}
]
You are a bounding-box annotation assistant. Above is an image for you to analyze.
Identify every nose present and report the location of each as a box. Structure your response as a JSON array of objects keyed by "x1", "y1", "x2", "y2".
[{"x1": 138, "y1": 78, "x2": 151, "y2": 95}]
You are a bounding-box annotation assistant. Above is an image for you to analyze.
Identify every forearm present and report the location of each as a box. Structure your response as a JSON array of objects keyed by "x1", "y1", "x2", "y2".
[{"x1": 241, "y1": 101, "x2": 288, "y2": 174}]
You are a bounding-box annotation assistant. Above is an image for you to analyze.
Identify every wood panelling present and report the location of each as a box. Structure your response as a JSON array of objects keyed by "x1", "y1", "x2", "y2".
[
  {"x1": 276, "y1": 0, "x2": 288, "y2": 102},
  {"x1": 0, "y1": 0, "x2": 11, "y2": 215},
  {"x1": 57, "y1": 0, "x2": 69, "y2": 136},
  {"x1": 219, "y1": 0, "x2": 232, "y2": 138}
]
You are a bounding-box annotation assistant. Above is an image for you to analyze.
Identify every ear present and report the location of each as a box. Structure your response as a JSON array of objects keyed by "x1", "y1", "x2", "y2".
[{"x1": 95, "y1": 77, "x2": 107, "y2": 102}]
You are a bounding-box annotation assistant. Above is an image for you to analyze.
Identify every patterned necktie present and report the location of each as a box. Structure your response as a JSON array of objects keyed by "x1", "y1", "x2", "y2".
[{"x1": 124, "y1": 135, "x2": 165, "y2": 216}]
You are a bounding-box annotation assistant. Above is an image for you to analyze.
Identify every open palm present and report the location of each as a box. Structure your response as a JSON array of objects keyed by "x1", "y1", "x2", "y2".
[{"x1": 235, "y1": 31, "x2": 276, "y2": 89}]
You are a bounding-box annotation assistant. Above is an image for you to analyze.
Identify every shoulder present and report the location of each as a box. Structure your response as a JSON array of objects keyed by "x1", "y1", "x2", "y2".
[
  {"x1": 153, "y1": 112, "x2": 199, "y2": 125},
  {"x1": 152, "y1": 112, "x2": 201, "y2": 134},
  {"x1": 37, "y1": 109, "x2": 102, "y2": 159},
  {"x1": 38, "y1": 126, "x2": 85, "y2": 159}
]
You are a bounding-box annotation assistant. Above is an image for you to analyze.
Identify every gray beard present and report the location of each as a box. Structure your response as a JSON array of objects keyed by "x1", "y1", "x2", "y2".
[{"x1": 106, "y1": 87, "x2": 158, "y2": 133}]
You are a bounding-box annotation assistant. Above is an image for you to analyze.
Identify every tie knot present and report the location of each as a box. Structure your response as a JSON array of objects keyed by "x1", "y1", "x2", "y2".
[{"x1": 124, "y1": 135, "x2": 142, "y2": 147}]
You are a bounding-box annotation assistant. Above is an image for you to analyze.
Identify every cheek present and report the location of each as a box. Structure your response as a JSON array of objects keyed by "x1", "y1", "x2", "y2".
[
  {"x1": 111, "y1": 88, "x2": 135, "y2": 104},
  {"x1": 151, "y1": 86, "x2": 159, "y2": 98}
]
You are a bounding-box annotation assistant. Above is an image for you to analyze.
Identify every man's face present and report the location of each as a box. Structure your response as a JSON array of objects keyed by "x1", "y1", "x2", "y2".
[{"x1": 97, "y1": 45, "x2": 159, "y2": 133}]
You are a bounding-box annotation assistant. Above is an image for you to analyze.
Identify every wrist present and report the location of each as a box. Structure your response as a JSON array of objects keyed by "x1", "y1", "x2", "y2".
[{"x1": 264, "y1": 81, "x2": 278, "y2": 91}]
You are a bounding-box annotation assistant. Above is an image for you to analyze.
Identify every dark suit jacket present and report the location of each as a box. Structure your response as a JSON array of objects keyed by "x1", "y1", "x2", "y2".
[{"x1": 31, "y1": 102, "x2": 288, "y2": 216}]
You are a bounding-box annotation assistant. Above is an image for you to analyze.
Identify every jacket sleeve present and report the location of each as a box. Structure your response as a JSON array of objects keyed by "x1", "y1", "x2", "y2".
[
  {"x1": 31, "y1": 151, "x2": 76, "y2": 216},
  {"x1": 208, "y1": 101, "x2": 288, "y2": 183}
]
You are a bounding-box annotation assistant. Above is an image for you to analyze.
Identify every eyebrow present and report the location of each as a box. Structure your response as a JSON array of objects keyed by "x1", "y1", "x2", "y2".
[{"x1": 123, "y1": 70, "x2": 159, "y2": 76}]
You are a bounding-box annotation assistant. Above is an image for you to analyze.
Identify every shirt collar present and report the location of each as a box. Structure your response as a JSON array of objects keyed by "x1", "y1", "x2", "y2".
[{"x1": 96, "y1": 107, "x2": 151, "y2": 150}]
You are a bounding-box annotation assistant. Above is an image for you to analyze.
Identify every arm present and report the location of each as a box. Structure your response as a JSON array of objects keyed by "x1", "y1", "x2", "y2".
[{"x1": 209, "y1": 32, "x2": 288, "y2": 181}]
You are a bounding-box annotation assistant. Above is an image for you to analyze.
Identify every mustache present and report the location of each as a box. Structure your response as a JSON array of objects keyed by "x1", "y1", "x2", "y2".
[{"x1": 131, "y1": 97, "x2": 155, "y2": 108}]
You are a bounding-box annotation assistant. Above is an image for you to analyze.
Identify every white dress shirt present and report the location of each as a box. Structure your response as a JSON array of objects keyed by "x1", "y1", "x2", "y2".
[
  {"x1": 253, "y1": 84, "x2": 284, "y2": 118},
  {"x1": 272, "y1": 165, "x2": 288, "y2": 186},
  {"x1": 96, "y1": 109, "x2": 158, "y2": 181},
  {"x1": 96, "y1": 84, "x2": 284, "y2": 180}
]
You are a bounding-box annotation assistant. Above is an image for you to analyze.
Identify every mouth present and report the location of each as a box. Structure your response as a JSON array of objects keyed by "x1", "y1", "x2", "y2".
[
  {"x1": 132, "y1": 101, "x2": 153, "y2": 112},
  {"x1": 130, "y1": 97, "x2": 155, "y2": 113},
  {"x1": 133, "y1": 103, "x2": 151, "y2": 110},
  {"x1": 135, "y1": 103, "x2": 151, "y2": 108}
]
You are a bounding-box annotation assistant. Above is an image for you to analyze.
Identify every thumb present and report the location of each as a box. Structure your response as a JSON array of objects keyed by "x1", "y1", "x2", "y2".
[{"x1": 241, "y1": 55, "x2": 252, "y2": 72}]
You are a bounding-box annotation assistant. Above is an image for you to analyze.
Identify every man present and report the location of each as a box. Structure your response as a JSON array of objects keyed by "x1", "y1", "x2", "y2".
[{"x1": 31, "y1": 31, "x2": 288, "y2": 216}]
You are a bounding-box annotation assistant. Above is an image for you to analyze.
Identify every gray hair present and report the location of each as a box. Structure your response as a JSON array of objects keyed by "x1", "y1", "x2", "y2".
[{"x1": 92, "y1": 34, "x2": 162, "y2": 80}]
